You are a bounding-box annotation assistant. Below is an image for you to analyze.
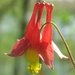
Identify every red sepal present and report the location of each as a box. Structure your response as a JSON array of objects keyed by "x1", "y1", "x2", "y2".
[
  {"x1": 38, "y1": 42, "x2": 54, "y2": 69},
  {"x1": 8, "y1": 38, "x2": 30, "y2": 57}
]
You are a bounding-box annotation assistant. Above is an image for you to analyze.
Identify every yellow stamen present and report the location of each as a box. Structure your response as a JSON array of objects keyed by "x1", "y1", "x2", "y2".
[{"x1": 26, "y1": 49, "x2": 42, "y2": 74}]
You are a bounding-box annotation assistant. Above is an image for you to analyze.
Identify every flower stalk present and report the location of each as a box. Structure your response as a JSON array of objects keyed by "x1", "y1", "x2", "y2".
[{"x1": 42, "y1": 22, "x2": 75, "y2": 68}]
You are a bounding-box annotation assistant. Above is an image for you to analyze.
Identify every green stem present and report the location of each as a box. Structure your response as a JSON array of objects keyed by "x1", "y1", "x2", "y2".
[{"x1": 42, "y1": 22, "x2": 75, "y2": 68}]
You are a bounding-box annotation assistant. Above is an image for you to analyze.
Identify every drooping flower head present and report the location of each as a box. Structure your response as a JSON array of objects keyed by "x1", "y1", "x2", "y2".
[{"x1": 5, "y1": 1, "x2": 68, "y2": 74}]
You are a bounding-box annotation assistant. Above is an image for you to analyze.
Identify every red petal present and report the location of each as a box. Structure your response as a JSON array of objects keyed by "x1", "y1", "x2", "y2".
[
  {"x1": 25, "y1": 2, "x2": 45, "y2": 48},
  {"x1": 36, "y1": 2, "x2": 45, "y2": 26},
  {"x1": 25, "y1": 2, "x2": 40, "y2": 40},
  {"x1": 7, "y1": 38, "x2": 30, "y2": 57},
  {"x1": 38, "y1": 42, "x2": 54, "y2": 70},
  {"x1": 30, "y1": 26, "x2": 40, "y2": 48},
  {"x1": 42, "y1": 4, "x2": 54, "y2": 43},
  {"x1": 30, "y1": 2, "x2": 45, "y2": 48}
]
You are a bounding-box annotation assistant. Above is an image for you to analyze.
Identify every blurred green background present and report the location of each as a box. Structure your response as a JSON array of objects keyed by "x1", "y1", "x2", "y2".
[{"x1": 0, "y1": 0, "x2": 75, "y2": 75}]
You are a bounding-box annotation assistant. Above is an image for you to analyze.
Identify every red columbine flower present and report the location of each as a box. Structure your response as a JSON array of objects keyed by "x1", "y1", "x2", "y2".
[{"x1": 5, "y1": 1, "x2": 68, "y2": 74}]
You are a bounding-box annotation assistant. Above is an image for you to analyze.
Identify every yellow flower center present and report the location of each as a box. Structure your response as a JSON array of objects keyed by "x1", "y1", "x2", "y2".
[{"x1": 26, "y1": 49, "x2": 42, "y2": 74}]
